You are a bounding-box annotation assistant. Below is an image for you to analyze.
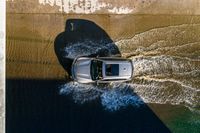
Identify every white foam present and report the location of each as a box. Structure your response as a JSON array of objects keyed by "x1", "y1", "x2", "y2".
[
  {"x1": 59, "y1": 82, "x2": 102, "y2": 103},
  {"x1": 64, "y1": 41, "x2": 117, "y2": 58},
  {"x1": 59, "y1": 82, "x2": 144, "y2": 111},
  {"x1": 132, "y1": 55, "x2": 200, "y2": 77},
  {"x1": 101, "y1": 88, "x2": 143, "y2": 111}
]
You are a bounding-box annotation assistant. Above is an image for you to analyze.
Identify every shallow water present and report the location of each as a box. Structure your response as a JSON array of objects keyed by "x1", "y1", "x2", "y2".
[
  {"x1": 6, "y1": 14, "x2": 200, "y2": 132},
  {"x1": 57, "y1": 23, "x2": 200, "y2": 109},
  {"x1": 6, "y1": 79, "x2": 200, "y2": 133},
  {"x1": 59, "y1": 82, "x2": 144, "y2": 111},
  {"x1": 117, "y1": 24, "x2": 200, "y2": 108},
  {"x1": 6, "y1": 79, "x2": 171, "y2": 133}
]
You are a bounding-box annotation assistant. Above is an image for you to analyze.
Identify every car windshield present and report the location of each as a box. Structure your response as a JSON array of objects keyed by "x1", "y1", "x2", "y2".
[{"x1": 90, "y1": 60, "x2": 103, "y2": 80}]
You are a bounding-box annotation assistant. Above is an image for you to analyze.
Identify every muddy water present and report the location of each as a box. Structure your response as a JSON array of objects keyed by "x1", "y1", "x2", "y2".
[
  {"x1": 116, "y1": 24, "x2": 200, "y2": 108},
  {"x1": 6, "y1": 14, "x2": 200, "y2": 78},
  {"x1": 7, "y1": 14, "x2": 200, "y2": 106},
  {"x1": 6, "y1": 14, "x2": 200, "y2": 132}
]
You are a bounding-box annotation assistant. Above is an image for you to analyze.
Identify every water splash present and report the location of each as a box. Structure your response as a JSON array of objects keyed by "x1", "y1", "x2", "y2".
[
  {"x1": 59, "y1": 82, "x2": 102, "y2": 103},
  {"x1": 101, "y1": 86, "x2": 143, "y2": 111},
  {"x1": 64, "y1": 41, "x2": 119, "y2": 58},
  {"x1": 117, "y1": 24, "x2": 200, "y2": 108},
  {"x1": 60, "y1": 23, "x2": 200, "y2": 111},
  {"x1": 59, "y1": 82, "x2": 144, "y2": 111}
]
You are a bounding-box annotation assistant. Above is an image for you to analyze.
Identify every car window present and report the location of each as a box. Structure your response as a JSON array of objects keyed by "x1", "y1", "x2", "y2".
[
  {"x1": 105, "y1": 64, "x2": 119, "y2": 76},
  {"x1": 90, "y1": 60, "x2": 103, "y2": 80}
]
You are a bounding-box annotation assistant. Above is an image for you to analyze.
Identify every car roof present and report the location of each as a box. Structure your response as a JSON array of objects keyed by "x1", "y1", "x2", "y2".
[
  {"x1": 72, "y1": 56, "x2": 133, "y2": 83},
  {"x1": 97, "y1": 57, "x2": 133, "y2": 80}
]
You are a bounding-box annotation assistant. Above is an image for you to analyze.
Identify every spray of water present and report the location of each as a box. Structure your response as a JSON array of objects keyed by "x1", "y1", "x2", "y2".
[
  {"x1": 64, "y1": 40, "x2": 119, "y2": 58},
  {"x1": 60, "y1": 24, "x2": 200, "y2": 111},
  {"x1": 59, "y1": 82, "x2": 144, "y2": 111}
]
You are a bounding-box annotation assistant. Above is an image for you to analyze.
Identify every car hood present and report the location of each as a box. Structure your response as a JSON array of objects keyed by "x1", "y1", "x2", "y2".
[{"x1": 73, "y1": 58, "x2": 93, "y2": 83}]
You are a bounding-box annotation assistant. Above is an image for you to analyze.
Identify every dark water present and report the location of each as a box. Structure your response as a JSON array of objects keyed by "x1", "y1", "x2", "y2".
[{"x1": 6, "y1": 79, "x2": 171, "y2": 133}]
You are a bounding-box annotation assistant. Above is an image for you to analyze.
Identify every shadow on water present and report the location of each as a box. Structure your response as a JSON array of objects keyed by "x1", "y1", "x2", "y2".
[
  {"x1": 6, "y1": 79, "x2": 171, "y2": 133},
  {"x1": 7, "y1": 19, "x2": 171, "y2": 133},
  {"x1": 54, "y1": 19, "x2": 121, "y2": 76}
]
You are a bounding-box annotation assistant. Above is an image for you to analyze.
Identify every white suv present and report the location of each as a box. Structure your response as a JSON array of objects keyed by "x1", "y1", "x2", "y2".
[{"x1": 71, "y1": 56, "x2": 133, "y2": 84}]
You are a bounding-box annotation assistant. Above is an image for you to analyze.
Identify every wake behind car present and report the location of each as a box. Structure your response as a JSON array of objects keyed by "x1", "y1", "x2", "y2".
[{"x1": 71, "y1": 56, "x2": 133, "y2": 84}]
